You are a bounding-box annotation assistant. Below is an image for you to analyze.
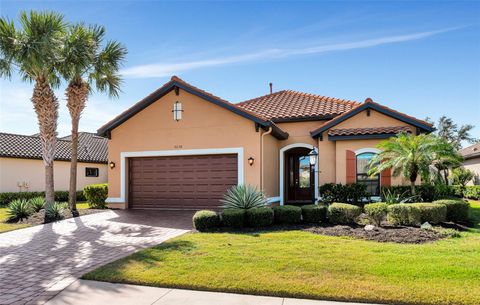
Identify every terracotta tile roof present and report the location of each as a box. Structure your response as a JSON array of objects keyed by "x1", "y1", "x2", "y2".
[
  {"x1": 236, "y1": 90, "x2": 360, "y2": 121},
  {"x1": 459, "y1": 142, "x2": 480, "y2": 160},
  {"x1": 0, "y1": 132, "x2": 108, "y2": 163},
  {"x1": 310, "y1": 98, "x2": 434, "y2": 137},
  {"x1": 328, "y1": 126, "x2": 412, "y2": 136}
]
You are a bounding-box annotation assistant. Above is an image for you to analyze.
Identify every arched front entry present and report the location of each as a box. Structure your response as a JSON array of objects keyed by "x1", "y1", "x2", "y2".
[{"x1": 279, "y1": 143, "x2": 319, "y2": 205}]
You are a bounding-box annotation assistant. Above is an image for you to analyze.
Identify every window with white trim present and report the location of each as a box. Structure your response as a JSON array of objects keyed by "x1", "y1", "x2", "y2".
[{"x1": 356, "y1": 152, "x2": 380, "y2": 196}]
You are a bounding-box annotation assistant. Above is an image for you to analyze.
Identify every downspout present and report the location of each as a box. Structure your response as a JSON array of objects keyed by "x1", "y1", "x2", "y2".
[{"x1": 260, "y1": 126, "x2": 273, "y2": 191}]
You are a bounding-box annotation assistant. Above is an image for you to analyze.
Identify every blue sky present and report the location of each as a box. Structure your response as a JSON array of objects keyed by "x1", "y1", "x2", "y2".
[{"x1": 1, "y1": 1, "x2": 479, "y2": 144}]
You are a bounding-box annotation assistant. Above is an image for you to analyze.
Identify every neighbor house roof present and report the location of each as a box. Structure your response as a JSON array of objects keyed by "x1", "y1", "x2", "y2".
[
  {"x1": 236, "y1": 90, "x2": 360, "y2": 122},
  {"x1": 310, "y1": 99, "x2": 434, "y2": 138},
  {"x1": 0, "y1": 132, "x2": 108, "y2": 163},
  {"x1": 97, "y1": 76, "x2": 289, "y2": 140},
  {"x1": 460, "y1": 142, "x2": 480, "y2": 160}
]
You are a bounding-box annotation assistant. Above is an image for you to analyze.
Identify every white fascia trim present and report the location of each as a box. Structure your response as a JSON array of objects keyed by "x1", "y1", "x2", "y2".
[
  {"x1": 110, "y1": 147, "x2": 244, "y2": 204},
  {"x1": 266, "y1": 196, "x2": 281, "y2": 203},
  {"x1": 355, "y1": 147, "x2": 381, "y2": 155},
  {"x1": 279, "y1": 143, "x2": 318, "y2": 206}
]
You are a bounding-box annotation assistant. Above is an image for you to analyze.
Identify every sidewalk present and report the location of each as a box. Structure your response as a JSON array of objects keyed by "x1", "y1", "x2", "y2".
[{"x1": 46, "y1": 280, "x2": 379, "y2": 305}]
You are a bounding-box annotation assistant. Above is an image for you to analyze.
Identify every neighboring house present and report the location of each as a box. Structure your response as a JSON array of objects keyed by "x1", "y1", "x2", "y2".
[
  {"x1": 98, "y1": 76, "x2": 433, "y2": 210},
  {"x1": 0, "y1": 132, "x2": 108, "y2": 192},
  {"x1": 460, "y1": 142, "x2": 480, "y2": 185}
]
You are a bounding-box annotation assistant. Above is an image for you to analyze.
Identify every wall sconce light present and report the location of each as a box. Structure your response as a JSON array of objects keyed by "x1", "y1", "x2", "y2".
[
  {"x1": 248, "y1": 157, "x2": 254, "y2": 166},
  {"x1": 109, "y1": 161, "x2": 116, "y2": 169}
]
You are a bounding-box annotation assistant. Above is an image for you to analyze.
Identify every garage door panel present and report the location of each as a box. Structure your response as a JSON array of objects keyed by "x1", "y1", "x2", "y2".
[{"x1": 128, "y1": 154, "x2": 237, "y2": 209}]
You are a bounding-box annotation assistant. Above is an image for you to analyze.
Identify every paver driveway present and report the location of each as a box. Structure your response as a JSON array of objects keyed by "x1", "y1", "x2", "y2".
[{"x1": 0, "y1": 209, "x2": 193, "y2": 305}]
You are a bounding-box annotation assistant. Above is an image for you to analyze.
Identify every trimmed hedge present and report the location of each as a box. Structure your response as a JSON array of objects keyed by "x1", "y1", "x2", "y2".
[
  {"x1": 411, "y1": 203, "x2": 447, "y2": 224},
  {"x1": 433, "y1": 199, "x2": 469, "y2": 222},
  {"x1": 364, "y1": 202, "x2": 388, "y2": 226},
  {"x1": 319, "y1": 183, "x2": 368, "y2": 205},
  {"x1": 301, "y1": 204, "x2": 327, "y2": 223},
  {"x1": 0, "y1": 191, "x2": 86, "y2": 206},
  {"x1": 327, "y1": 203, "x2": 362, "y2": 224},
  {"x1": 83, "y1": 184, "x2": 108, "y2": 209},
  {"x1": 245, "y1": 207, "x2": 274, "y2": 227},
  {"x1": 387, "y1": 204, "x2": 421, "y2": 226},
  {"x1": 193, "y1": 210, "x2": 220, "y2": 231},
  {"x1": 221, "y1": 209, "x2": 245, "y2": 227},
  {"x1": 273, "y1": 205, "x2": 302, "y2": 224}
]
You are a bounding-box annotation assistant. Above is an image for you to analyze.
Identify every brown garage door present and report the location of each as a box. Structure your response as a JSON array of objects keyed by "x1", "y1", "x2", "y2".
[{"x1": 128, "y1": 154, "x2": 237, "y2": 209}]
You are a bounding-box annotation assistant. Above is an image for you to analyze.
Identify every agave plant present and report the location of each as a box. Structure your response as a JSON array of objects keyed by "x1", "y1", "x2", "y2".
[
  {"x1": 28, "y1": 197, "x2": 45, "y2": 212},
  {"x1": 381, "y1": 188, "x2": 419, "y2": 204},
  {"x1": 7, "y1": 199, "x2": 32, "y2": 222},
  {"x1": 220, "y1": 185, "x2": 267, "y2": 210},
  {"x1": 45, "y1": 202, "x2": 66, "y2": 222}
]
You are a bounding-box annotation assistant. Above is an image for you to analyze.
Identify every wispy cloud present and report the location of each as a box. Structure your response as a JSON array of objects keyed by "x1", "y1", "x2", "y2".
[{"x1": 121, "y1": 27, "x2": 460, "y2": 79}]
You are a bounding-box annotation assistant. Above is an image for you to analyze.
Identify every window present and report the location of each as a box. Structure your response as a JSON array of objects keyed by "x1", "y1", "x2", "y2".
[
  {"x1": 356, "y1": 152, "x2": 379, "y2": 196},
  {"x1": 85, "y1": 167, "x2": 99, "y2": 177}
]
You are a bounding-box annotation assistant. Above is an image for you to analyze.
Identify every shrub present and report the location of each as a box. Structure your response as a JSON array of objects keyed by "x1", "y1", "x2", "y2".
[
  {"x1": 364, "y1": 202, "x2": 388, "y2": 226},
  {"x1": 245, "y1": 207, "x2": 274, "y2": 227},
  {"x1": 327, "y1": 203, "x2": 362, "y2": 225},
  {"x1": 411, "y1": 203, "x2": 447, "y2": 224},
  {"x1": 301, "y1": 204, "x2": 327, "y2": 223},
  {"x1": 387, "y1": 204, "x2": 421, "y2": 226},
  {"x1": 83, "y1": 184, "x2": 108, "y2": 209},
  {"x1": 433, "y1": 199, "x2": 469, "y2": 222},
  {"x1": 381, "y1": 188, "x2": 417, "y2": 204},
  {"x1": 381, "y1": 185, "x2": 458, "y2": 202},
  {"x1": 45, "y1": 202, "x2": 66, "y2": 222},
  {"x1": 220, "y1": 184, "x2": 267, "y2": 209},
  {"x1": 319, "y1": 183, "x2": 368, "y2": 205},
  {"x1": 273, "y1": 205, "x2": 302, "y2": 224},
  {"x1": 221, "y1": 209, "x2": 245, "y2": 227},
  {"x1": 464, "y1": 186, "x2": 480, "y2": 200},
  {"x1": 7, "y1": 199, "x2": 32, "y2": 222},
  {"x1": 193, "y1": 210, "x2": 219, "y2": 231},
  {"x1": 28, "y1": 197, "x2": 45, "y2": 212}
]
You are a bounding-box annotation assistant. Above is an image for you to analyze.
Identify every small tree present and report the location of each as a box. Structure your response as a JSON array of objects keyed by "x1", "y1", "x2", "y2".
[
  {"x1": 368, "y1": 133, "x2": 458, "y2": 195},
  {"x1": 451, "y1": 167, "x2": 474, "y2": 188}
]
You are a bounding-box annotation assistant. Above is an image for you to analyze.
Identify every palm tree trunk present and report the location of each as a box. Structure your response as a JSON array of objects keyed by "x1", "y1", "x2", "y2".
[
  {"x1": 32, "y1": 77, "x2": 59, "y2": 208},
  {"x1": 66, "y1": 81, "x2": 88, "y2": 216}
]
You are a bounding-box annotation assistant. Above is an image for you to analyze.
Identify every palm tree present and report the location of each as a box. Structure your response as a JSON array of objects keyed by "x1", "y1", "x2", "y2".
[
  {"x1": 0, "y1": 11, "x2": 66, "y2": 206},
  {"x1": 368, "y1": 133, "x2": 458, "y2": 195},
  {"x1": 60, "y1": 24, "x2": 126, "y2": 215}
]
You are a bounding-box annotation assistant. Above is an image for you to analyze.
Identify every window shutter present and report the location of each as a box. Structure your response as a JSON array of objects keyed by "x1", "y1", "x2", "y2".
[
  {"x1": 346, "y1": 150, "x2": 356, "y2": 184},
  {"x1": 381, "y1": 168, "x2": 391, "y2": 186}
]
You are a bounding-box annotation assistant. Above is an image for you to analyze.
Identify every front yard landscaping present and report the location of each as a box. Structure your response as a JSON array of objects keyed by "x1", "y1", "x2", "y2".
[
  {"x1": 83, "y1": 200, "x2": 480, "y2": 305},
  {"x1": 0, "y1": 202, "x2": 93, "y2": 233}
]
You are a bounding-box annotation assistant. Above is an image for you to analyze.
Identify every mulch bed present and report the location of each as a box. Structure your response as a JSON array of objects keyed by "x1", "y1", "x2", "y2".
[
  {"x1": 16, "y1": 208, "x2": 105, "y2": 226},
  {"x1": 303, "y1": 224, "x2": 446, "y2": 244}
]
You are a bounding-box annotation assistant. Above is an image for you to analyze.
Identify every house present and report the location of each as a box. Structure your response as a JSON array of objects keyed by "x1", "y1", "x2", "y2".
[
  {"x1": 0, "y1": 132, "x2": 108, "y2": 192},
  {"x1": 459, "y1": 142, "x2": 480, "y2": 185},
  {"x1": 98, "y1": 76, "x2": 433, "y2": 210}
]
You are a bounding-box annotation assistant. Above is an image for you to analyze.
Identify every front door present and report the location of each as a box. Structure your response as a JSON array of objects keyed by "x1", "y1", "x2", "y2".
[{"x1": 285, "y1": 148, "x2": 314, "y2": 204}]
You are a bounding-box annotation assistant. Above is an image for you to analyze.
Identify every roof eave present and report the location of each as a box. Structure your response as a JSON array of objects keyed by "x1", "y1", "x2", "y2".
[{"x1": 310, "y1": 102, "x2": 434, "y2": 138}]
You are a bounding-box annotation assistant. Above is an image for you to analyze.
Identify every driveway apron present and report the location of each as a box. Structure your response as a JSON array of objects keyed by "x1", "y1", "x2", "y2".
[{"x1": 0, "y1": 210, "x2": 192, "y2": 305}]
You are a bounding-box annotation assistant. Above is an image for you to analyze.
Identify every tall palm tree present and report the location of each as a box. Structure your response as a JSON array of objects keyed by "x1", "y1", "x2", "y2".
[
  {"x1": 60, "y1": 24, "x2": 126, "y2": 215},
  {"x1": 0, "y1": 11, "x2": 66, "y2": 206},
  {"x1": 368, "y1": 133, "x2": 458, "y2": 195}
]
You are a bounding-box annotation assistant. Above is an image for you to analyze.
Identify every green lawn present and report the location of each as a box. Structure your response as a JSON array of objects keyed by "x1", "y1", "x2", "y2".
[
  {"x1": 83, "y1": 201, "x2": 480, "y2": 305},
  {"x1": 0, "y1": 201, "x2": 91, "y2": 233}
]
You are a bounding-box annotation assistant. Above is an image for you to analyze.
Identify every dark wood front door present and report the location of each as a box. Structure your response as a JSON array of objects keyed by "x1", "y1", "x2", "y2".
[{"x1": 285, "y1": 148, "x2": 314, "y2": 204}]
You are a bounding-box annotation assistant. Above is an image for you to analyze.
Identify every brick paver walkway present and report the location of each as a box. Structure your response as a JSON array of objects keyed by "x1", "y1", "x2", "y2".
[{"x1": 0, "y1": 210, "x2": 193, "y2": 305}]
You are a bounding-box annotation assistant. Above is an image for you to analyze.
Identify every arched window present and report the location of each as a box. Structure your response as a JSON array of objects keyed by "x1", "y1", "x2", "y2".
[{"x1": 356, "y1": 152, "x2": 380, "y2": 196}]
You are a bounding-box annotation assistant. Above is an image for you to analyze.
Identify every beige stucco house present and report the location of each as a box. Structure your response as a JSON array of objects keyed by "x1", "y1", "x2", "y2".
[
  {"x1": 98, "y1": 76, "x2": 433, "y2": 210},
  {"x1": 0, "y1": 132, "x2": 108, "y2": 192},
  {"x1": 460, "y1": 143, "x2": 480, "y2": 185}
]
